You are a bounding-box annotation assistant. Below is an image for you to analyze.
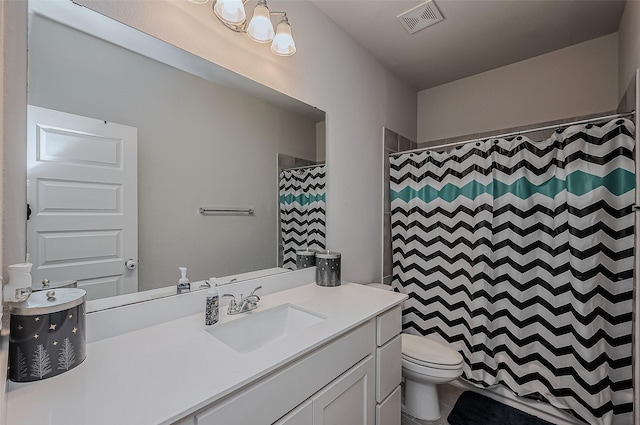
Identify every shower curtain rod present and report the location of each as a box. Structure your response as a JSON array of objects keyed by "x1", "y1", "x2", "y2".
[
  {"x1": 390, "y1": 111, "x2": 636, "y2": 157},
  {"x1": 282, "y1": 163, "x2": 325, "y2": 171}
]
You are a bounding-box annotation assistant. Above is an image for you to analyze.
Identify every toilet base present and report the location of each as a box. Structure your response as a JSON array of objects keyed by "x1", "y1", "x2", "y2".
[{"x1": 403, "y1": 378, "x2": 441, "y2": 420}]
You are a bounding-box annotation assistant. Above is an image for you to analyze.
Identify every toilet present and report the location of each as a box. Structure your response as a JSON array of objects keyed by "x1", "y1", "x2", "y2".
[
  {"x1": 367, "y1": 283, "x2": 464, "y2": 420},
  {"x1": 401, "y1": 333, "x2": 463, "y2": 420}
]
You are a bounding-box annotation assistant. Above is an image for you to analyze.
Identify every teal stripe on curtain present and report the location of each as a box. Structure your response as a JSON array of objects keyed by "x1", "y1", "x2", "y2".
[
  {"x1": 279, "y1": 193, "x2": 327, "y2": 205},
  {"x1": 391, "y1": 168, "x2": 635, "y2": 203}
]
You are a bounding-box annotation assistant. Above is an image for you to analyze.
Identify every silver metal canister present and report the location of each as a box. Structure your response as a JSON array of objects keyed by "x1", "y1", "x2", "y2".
[
  {"x1": 316, "y1": 251, "x2": 341, "y2": 287},
  {"x1": 32, "y1": 279, "x2": 78, "y2": 292},
  {"x1": 296, "y1": 250, "x2": 316, "y2": 269},
  {"x1": 9, "y1": 288, "x2": 87, "y2": 382}
]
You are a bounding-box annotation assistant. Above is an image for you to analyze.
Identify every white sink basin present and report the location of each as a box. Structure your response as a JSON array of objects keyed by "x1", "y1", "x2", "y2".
[{"x1": 206, "y1": 303, "x2": 326, "y2": 354}]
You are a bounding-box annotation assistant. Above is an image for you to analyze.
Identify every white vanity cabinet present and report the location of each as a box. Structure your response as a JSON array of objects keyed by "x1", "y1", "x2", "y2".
[
  {"x1": 176, "y1": 305, "x2": 402, "y2": 425},
  {"x1": 7, "y1": 282, "x2": 408, "y2": 425}
]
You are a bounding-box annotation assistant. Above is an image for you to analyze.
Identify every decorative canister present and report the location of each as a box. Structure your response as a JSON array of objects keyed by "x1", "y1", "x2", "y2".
[
  {"x1": 33, "y1": 279, "x2": 78, "y2": 292},
  {"x1": 296, "y1": 250, "x2": 316, "y2": 269},
  {"x1": 9, "y1": 288, "x2": 87, "y2": 382},
  {"x1": 316, "y1": 251, "x2": 341, "y2": 287}
]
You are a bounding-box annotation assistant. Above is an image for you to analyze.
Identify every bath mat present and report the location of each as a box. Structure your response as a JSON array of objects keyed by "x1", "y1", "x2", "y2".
[{"x1": 447, "y1": 391, "x2": 555, "y2": 425}]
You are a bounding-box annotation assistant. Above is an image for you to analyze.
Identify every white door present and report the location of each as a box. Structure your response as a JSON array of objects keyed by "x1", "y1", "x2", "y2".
[
  {"x1": 27, "y1": 105, "x2": 138, "y2": 300},
  {"x1": 312, "y1": 356, "x2": 375, "y2": 425}
]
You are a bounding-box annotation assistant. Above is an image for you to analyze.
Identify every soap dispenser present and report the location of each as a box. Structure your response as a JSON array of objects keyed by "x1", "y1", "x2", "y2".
[
  {"x1": 5, "y1": 258, "x2": 34, "y2": 302},
  {"x1": 205, "y1": 277, "x2": 219, "y2": 326},
  {"x1": 177, "y1": 267, "x2": 190, "y2": 294}
]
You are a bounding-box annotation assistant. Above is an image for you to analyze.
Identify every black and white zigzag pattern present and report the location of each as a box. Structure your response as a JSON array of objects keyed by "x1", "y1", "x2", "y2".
[
  {"x1": 279, "y1": 165, "x2": 326, "y2": 269},
  {"x1": 390, "y1": 118, "x2": 635, "y2": 425}
]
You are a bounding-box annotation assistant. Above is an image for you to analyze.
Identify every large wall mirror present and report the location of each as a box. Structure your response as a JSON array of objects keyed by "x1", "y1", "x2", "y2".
[{"x1": 26, "y1": 1, "x2": 326, "y2": 307}]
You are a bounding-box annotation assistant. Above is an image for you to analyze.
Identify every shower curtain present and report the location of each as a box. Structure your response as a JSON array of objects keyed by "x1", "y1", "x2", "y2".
[
  {"x1": 279, "y1": 165, "x2": 326, "y2": 269},
  {"x1": 390, "y1": 118, "x2": 635, "y2": 425}
]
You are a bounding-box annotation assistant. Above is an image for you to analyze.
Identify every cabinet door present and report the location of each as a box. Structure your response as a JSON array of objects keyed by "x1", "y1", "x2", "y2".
[
  {"x1": 312, "y1": 356, "x2": 375, "y2": 425},
  {"x1": 273, "y1": 400, "x2": 313, "y2": 425}
]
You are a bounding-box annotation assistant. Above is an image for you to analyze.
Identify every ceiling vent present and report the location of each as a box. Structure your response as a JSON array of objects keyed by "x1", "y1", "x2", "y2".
[{"x1": 397, "y1": 0, "x2": 444, "y2": 34}]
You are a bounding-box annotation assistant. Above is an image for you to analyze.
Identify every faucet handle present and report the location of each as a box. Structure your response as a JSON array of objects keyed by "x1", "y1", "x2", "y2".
[
  {"x1": 222, "y1": 293, "x2": 237, "y2": 306},
  {"x1": 250, "y1": 286, "x2": 262, "y2": 297}
]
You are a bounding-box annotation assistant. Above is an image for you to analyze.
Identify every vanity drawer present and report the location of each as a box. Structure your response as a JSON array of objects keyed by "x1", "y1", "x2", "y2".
[
  {"x1": 376, "y1": 305, "x2": 401, "y2": 346},
  {"x1": 376, "y1": 385, "x2": 401, "y2": 425},
  {"x1": 376, "y1": 334, "x2": 402, "y2": 402}
]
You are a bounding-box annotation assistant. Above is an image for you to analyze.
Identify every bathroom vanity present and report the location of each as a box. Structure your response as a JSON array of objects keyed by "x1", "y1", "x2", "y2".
[{"x1": 5, "y1": 277, "x2": 406, "y2": 425}]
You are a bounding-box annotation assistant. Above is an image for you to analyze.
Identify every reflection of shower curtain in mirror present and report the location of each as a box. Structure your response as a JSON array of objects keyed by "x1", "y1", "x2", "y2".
[
  {"x1": 279, "y1": 165, "x2": 326, "y2": 269},
  {"x1": 390, "y1": 118, "x2": 635, "y2": 425}
]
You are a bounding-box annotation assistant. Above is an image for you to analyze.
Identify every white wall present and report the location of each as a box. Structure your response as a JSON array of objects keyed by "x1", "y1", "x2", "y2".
[
  {"x1": 28, "y1": 17, "x2": 318, "y2": 291},
  {"x1": 417, "y1": 33, "x2": 619, "y2": 143},
  {"x1": 618, "y1": 0, "x2": 640, "y2": 99},
  {"x1": 2, "y1": 0, "x2": 417, "y2": 287}
]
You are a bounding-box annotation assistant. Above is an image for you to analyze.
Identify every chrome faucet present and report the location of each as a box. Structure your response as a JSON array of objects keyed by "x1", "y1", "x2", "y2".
[{"x1": 222, "y1": 286, "x2": 262, "y2": 315}]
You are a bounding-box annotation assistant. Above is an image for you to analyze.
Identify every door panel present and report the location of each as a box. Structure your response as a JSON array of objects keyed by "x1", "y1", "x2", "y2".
[{"x1": 27, "y1": 105, "x2": 138, "y2": 299}]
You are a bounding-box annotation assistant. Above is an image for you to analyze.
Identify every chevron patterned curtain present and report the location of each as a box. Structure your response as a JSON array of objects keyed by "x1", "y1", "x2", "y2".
[
  {"x1": 390, "y1": 118, "x2": 635, "y2": 425},
  {"x1": 279, "y1": 165, "x2": 326, "y2": 269}
]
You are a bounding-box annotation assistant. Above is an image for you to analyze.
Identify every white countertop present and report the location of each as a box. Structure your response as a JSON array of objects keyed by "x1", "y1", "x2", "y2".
[{"x1": 6, "y1": 283, "x2": 406, "y2": 425}]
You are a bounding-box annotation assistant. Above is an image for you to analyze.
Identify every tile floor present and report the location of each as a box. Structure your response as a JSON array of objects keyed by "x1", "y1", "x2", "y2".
[{"x1": 400, "y1": 383, "x2": 466, "y2": 425}]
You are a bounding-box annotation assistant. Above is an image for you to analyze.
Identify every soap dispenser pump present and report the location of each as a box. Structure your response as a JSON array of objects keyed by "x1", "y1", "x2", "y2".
[{"x1": 177, "y1": 267, "x2": 190, "y2": 294}]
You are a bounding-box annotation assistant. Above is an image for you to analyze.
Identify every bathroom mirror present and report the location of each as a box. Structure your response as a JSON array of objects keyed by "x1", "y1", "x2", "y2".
[{"x1": 26, "y1": 1, "x2": 326, "y2": 306}]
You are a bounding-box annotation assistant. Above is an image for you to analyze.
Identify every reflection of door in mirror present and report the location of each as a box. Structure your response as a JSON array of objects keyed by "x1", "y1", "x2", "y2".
[{"x1": 27, "y1": 106, "x2": 138, "y2": 300}]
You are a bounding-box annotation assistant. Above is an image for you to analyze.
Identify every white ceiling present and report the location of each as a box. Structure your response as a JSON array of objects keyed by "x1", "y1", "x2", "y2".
[{"x1": 312, "y1": 0, "x2": 626, "y2": 91}]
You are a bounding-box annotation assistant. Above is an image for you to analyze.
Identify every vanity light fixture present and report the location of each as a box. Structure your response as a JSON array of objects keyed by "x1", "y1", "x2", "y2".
[{"x1": 190, "y1": 0, "x2": 296, "y2": 56}]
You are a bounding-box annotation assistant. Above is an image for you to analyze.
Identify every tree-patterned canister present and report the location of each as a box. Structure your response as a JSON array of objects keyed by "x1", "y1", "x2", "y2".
[
  {"x1": 315, "y1": 251, "x2": 341, "y2": 287},
  {"x1": 9, "y1": 288, "x2": 87, "y2": 382}
]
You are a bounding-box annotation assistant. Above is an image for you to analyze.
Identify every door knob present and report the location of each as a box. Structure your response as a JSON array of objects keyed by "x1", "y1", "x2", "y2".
[{"x1": 125, "y1": 259, "x2": 137, "y2": 270}]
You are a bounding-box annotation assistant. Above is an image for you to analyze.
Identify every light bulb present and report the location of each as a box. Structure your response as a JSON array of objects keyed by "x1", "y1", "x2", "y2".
[
  {"x1": 213, "y1": 0, "x2": 246, "y2": 25},
  {"x1": 271, "y1": 19, "x2": 296, "y2": 56},
  {"x1": 247, "y1": 4, "x2": 274, "y2": 43}
]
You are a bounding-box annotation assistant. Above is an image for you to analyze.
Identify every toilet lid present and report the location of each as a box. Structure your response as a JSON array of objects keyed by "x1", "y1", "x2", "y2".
[{"x1": 402, "y1": 334, "x2": 463, "y2": 368}]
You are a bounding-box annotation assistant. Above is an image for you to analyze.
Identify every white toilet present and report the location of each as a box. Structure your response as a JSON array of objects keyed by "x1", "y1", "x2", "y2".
[
  {"x1": 367, "y1": 283, "x2": 464, "y2": 420},
  {"x1": 401, "y1": 333, "x2": 463, "y2": 420}
]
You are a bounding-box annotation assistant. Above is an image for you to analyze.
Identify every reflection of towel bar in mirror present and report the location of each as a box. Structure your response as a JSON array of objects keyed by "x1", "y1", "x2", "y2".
[{"x1": 199, "y1": 207, "x2": 255, "y2": 215}]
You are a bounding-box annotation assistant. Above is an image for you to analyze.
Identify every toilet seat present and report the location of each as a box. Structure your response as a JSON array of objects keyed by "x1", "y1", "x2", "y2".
[{"x1": 402, "y1": 334, "x2": 463, "y2": 370}]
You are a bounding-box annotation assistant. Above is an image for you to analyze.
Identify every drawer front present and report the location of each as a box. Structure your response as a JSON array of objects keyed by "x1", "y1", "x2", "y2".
[
  {"x1": 376, "y1": 334, "x2": 402, "y2": 403},
  {"x1": 376, "y1": 385, "x2": 401, "y2": 425},
  {"x1": 195, "y1": 320, "x2": 375, "y2": 425},
  {"x1": 376, "y1": 305, "x2": 401, "y2": 346}
]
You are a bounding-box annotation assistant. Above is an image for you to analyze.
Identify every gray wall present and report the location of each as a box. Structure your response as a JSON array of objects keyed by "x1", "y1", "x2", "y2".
[
  {"x1": 417, "y1": 33, "x2": 619, "y2": 144},
  {"x1": 28, "y1": 18, "x2": 318, "y2": 291}
]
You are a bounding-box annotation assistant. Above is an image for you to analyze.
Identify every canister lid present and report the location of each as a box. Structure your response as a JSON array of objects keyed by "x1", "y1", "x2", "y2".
[
  {"x1": 9, "y1": 288, "x2": 87, "y2": 316},
  {"x1": 296, "y1": 250, "x2": 316, "y2": 256},
  {"x1": 33, "y1": 279, "x2": 78, "y2": 292},
  {"x1": 316, "y1": 251, "x2": 341, "y2": 259}
]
